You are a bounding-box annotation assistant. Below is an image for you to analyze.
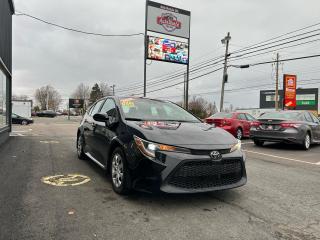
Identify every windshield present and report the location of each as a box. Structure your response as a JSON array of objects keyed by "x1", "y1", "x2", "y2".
[
  {"x1": 119, "y1": 98, "x2": 200, "y2": 122},
  {"x1": 211, "y1": 112, "x2": 233, "y2": 118},
  {"x1": 258, "y1": 111, "x2": 301, "y2": 120}
]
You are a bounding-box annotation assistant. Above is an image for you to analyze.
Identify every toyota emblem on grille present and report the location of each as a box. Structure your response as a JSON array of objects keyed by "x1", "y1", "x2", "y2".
[{"x1": 210, "y1": 151, "x2": 222, "y2": 161}]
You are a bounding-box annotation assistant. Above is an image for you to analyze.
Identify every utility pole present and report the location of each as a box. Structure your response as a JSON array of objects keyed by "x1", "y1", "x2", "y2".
[
  {"x1": 275, "y1": 53, "x2": 279, "y2": 110},
  {"x1": 220, "y1": 32, "x2": 231, "y2": 112}
]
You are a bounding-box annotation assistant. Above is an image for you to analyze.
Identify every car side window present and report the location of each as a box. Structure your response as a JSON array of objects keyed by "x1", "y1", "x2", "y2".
[
  {"x1": 100, "y1": 99, "x2": 117, "y2": 116},
  {"x1": 304, "y1": 112, "x2": 313, "y2": 122},
  {"x1": 309, "y1": 113, "x2": 320, "y2": 123},
  {"x1": 238, "y1": 113, "x2": 246, "y2": 120},
  {"x1": 246, "y1": 114, "x2": 255, "y2": 121},
  {"x1": 90, "y1": 100, "x2": 105, "y2": 116}
]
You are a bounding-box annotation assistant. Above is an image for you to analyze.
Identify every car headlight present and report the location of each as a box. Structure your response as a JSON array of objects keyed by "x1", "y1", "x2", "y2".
[
  {"x1": 133, "y1": 135, "x2": 188, "y2": 159},
  {"x1": 230, "y1": 140, "x2": 241, "y2": 153}
]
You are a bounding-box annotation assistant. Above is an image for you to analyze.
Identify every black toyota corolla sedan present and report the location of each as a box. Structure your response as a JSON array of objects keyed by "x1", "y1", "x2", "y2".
[{"x1": 77, "y1": 97, "x2": 247, "y2": 194}]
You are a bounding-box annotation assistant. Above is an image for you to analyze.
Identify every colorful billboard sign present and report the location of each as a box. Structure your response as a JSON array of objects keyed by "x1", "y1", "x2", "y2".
[
  {"x1": 147, "y1": 1, "x2": 190, "y2": 39},
  {"x1": 283, "y1": 74, "x2": 297, "y2": 108},
  {"x1": 147, "y1": 36, "x2": 189, "y2": 64}
]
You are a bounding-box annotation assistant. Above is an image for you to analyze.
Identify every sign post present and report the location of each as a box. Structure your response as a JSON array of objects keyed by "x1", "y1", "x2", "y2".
[
  {"x1": 144, "y1": 0, "x2": 191, "y2": 108},
  {"x1": 283, "y1": 74, "x2": 297, "y2": 109}
]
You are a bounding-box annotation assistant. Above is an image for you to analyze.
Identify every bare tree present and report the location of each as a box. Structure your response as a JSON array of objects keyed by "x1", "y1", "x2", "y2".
[
  {"x1": 71, "y1": 83, "x2": 90, "y2": 110},
  {"x1": 34, "y1": 85, "x2": 62, "y2": 111},
  {"x1": 188, "y1": 96, "x2": 211, "y2": 119},
  {"x1": 99, "y1": 82, "x2": 112, "y2": 97}
]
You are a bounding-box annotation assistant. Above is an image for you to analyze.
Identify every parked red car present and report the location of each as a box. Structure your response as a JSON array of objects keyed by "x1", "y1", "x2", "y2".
[{"x1": 205, "y1": 112, "x2": 256, "y2": 139}]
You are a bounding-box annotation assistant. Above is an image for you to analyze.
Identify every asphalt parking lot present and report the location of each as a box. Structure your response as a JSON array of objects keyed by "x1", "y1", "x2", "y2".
[{"x1": 0, "y1": 116, "x2": 319, "y2": 240}]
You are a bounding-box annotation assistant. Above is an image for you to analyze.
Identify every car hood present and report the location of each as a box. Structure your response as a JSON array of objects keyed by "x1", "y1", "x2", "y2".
[{"x1": 126, "y1": 121, "x2": 237, "y2": 150}]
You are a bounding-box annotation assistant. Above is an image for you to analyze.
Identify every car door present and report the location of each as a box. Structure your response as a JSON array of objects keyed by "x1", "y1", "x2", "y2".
[
  {"x1": 92, "y1": 98, "x2": 119, "y2": 165},
  {"x1": 303, "y1": 112, "x2": 318, "y2": 141},
  {"x1": 245, "y1": 114, "x2": 256, "y2": 135},
  {"x1": 309, "y1": 112, "x2": 320, "y2": 140},
  {"x1": 83, "y1": 99, "x2": 105, "y2": 158},
  {"x1": 238, "y1": 113, "x2": 250, "y2": 136}
]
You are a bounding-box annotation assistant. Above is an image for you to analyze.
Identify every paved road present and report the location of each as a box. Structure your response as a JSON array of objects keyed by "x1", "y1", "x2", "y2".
[{"x1": 1, "y1": 117, "x2": 319, "y2": 240}]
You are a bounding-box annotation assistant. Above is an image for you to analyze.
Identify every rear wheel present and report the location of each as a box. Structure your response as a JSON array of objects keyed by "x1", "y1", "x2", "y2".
[
  {"x1": 236, "y1": 128, "x2": 243, "y2": 140},
  {"x1": 111, "y1": 147, "x2": 132, "y2": 195},
  {"x1": 302, "y1": 133, "x2": 311, "y2": 150},
  {"x1": 254, "y1": 139, "x2": 264, "y2": 146}
]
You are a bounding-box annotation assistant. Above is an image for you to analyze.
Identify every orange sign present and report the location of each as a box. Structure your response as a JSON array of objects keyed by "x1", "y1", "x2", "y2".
[{"x1": 283, "y1": 74, "x2": 297, "y2": 108}]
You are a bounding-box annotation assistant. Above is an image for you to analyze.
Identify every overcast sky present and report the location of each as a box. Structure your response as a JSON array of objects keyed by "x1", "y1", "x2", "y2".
[{"x1": 12, "y1": 0, "x2": 320, "y2": 109}]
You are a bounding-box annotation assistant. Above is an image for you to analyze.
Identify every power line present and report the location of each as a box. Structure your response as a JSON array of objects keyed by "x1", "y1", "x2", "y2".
[
  {"x1": 230, "y1": 32, "x2": 320, "y2": 59},
  {"x1": 231, "y1": 21, "x2": 320, "y2": 54},
  {"x1": 15, "y1": 11, "x2": 144, "y2": 37},
  {"x1": 119, "y1": 67, "x2": 224, "y2": 96}
]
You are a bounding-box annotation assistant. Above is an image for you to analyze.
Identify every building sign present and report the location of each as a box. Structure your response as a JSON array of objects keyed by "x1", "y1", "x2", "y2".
[
  {"x1": 69, "y1": 99, "x2": 84, "y2": 108},
  {"x1": 283, "y1": 74, "x2": 297, "y2": 108},
  {"x1": 147, "y1": 36, "x2": 189, "y2": 64},
  {"x1": 147, "y1": 1, "x2": 190, "y2": 39},
  {"x1": 296, "y1": 94, "x2": 316, "y2": 106}
]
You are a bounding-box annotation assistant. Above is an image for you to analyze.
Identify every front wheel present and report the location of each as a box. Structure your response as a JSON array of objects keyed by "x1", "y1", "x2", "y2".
[
  {"x1": 111, "y1": 147, "x2": 132, "y2": 195},
  {"x1": 21, "y1": 120, "x2": 28, "y2": 125},
  {"x1": 254, "y1": 139, "x2": 264, "y2": 147},
  {"x1": 236, "y1": 128, "x2": 243, "y2": 140},
  {"x1": 77, "y1": 134, "x2": 86, "y2": 159},
  {"x1": 302, "y1": 133, "x2": 311, "y2": 150}
]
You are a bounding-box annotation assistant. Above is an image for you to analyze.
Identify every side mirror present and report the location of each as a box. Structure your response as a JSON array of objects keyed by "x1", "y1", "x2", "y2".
[{"x1": 93, "y1": 113, "x2": 109, "y2": 123}]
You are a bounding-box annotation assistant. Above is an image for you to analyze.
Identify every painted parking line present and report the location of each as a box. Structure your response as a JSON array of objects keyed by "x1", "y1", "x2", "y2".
[
  {"x1": 241, "y1": 141, "x2": 254, "y2": 145},
  {"x1": 243, "y1": 150, "x2": 319, "y2": 166}
]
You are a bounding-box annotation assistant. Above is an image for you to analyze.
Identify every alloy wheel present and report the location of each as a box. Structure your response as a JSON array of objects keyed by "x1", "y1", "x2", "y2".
[
  {"x1": 21, "y1": 120, "x2": 28, "y2": 125},
  {"x1": 236, "y1": 129, "x2": 242, "y2": 140},
  {"x1": 112, "y1": 153, "x2": 124, "y2": 188},
  {"x1": 305, "y1": 134, "x2": 311, "y2": 149}
]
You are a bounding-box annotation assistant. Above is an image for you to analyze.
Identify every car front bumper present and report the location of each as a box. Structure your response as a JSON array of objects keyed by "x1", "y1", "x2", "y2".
[{"x1": 136, "y1": 150, "x2": 247, "y2": 194}]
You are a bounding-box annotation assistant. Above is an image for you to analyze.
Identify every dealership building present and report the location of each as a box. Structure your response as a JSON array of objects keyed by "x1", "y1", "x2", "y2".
[
  {"x1": 260, "y1": 88, "x2": 319, "y2": 116},
  {"x1": 0, "y1": 0, "x2": 14, "y2": 145}
]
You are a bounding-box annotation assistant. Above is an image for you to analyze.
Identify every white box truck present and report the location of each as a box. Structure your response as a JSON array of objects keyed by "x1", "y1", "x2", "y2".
[{"x1": 12, "y1": 100, "x2": 33, "y2": 118}]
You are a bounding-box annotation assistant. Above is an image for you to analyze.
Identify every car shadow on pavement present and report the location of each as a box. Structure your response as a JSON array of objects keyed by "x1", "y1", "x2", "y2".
[{"x1": 260, "y1": 142, "x2": 320, "y2": 152}]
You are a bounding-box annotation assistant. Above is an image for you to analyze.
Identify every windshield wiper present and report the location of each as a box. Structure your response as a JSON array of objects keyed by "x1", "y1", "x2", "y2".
[{"x1": 125, "y1": 117, "x2": 144, "y2": 121}]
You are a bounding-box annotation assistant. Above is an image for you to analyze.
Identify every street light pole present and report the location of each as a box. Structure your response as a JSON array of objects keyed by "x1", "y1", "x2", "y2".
[
  {"x1": 110, "y1": 84, "x2": 115, "y2": 96},
  {"x1": 220, "y1": 32, "x2": 231, "y2": 112}
]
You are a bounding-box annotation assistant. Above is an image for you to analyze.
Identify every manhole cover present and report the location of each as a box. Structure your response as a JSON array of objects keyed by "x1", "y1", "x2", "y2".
[{"x1": 41, "y1": 174, "x2": 90, "y2": 186}]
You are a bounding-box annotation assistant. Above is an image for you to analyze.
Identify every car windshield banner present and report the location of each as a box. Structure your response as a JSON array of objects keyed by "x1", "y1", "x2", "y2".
[
  {"x1": 147, "y1": 1, "x2": 190, "y2": 39},
  {"x1": 147, "y1": 36, "x2": 188, "y2": 64},
  {"x1": 69, "y1": 99, "x2": 84, "y2": 108},
  {"x1": 283, "y1": 74, "x2": 297, "y2": 108}
]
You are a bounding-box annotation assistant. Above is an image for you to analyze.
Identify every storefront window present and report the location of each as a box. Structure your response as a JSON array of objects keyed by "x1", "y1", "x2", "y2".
[{"x1": 0, "y1": 69, "x2": 8, "y2": 129}]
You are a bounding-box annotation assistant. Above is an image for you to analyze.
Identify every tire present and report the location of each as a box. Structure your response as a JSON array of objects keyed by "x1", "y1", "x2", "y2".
[
  {"x1": 110, "y1": 147, "x2": 132, "y2": 195},
  {"x1": 77, "y1": 134, "x2": 87, "y2": 160},
  {"x1": 236, "y1": 128, "x2": 243, "y2": 140},
  {"x1": 21, "y1": 120, "x2": 28, "y2": 125},
  {"x1": 302, "y1": 133, "x2": 311, "y2": 150},
  {"x1": 254, "y1": 139, "x2": 264, "y2": 147}
]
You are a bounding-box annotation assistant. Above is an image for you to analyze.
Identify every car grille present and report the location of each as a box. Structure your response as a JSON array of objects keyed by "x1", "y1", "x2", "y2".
[{"x1": 167, "y1": 159, "x2": 243, "y2": 189}]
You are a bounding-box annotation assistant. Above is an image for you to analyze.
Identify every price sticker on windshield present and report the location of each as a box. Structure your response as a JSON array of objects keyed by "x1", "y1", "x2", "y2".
[{"x1": 120, "y1": 98, "x2": 135, "y2": 108}]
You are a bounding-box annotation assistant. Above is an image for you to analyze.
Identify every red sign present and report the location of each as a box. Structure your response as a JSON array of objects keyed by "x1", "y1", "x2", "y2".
[{"x1": 283, "y1": 74, "x2": 297, "y2": 108}]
